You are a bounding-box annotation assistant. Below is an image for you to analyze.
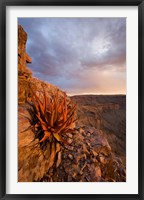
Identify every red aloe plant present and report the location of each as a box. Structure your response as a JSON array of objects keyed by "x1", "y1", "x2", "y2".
[{"x1": 29, "y1": 86, "x2": 77, "y2": 169}]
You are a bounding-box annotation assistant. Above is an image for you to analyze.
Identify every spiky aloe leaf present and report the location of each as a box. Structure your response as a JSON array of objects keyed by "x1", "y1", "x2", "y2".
[
  {"x1": 53, "y1": 133, "x2": 68, "y2": 144},
  {"x1": 44, "y1": 142, "x2": 51, "y2": 159},
  {"x1": 47, "y1": 143, "x2": 56, "y2": 169},
  {"x1": 56, "y1": 151, "x2": 62, "y2": 168},
  {"x1": 36, "y1": 113, "x2": 46, "y2": 125},
  {"x1": 39, "y1": 131, "x2": 51, "y2": 143},
  {"x1": 53, "y1": 109, "x2": 58, "y2": 125},
  {"x1": 50, "y1": 110, "x2": 55, "y2": 127},
  {"x1": 56, "y1": 142, "x2": 61, "y2": 153},
  {"x1": 56, "y1": 106, "x2": 76, "y2": 135}
]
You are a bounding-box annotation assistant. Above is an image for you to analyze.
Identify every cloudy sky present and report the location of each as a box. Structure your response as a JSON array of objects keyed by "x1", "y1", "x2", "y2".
[{"x1": 18, "y1": 18, "x2": 126, "y2": 96}]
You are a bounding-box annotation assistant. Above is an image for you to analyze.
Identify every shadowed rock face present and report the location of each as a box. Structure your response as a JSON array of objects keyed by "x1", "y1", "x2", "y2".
[
  {"x1": 18, "y1": 25, "x2": 32, "y2": 104},
  {"x1": 18, "y1": 25, "x2": 32, "y2": 76},
  {"x1": 18, "y1": 25, "x2": 126, "y2": 182}
]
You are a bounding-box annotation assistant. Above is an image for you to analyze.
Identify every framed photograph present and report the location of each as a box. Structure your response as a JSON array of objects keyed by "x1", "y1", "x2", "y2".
[{"x1": 0, "y1": 0, "x2": 144, "y2": 199}]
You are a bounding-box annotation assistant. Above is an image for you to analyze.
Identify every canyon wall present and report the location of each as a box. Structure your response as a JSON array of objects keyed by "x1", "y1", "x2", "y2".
[
  {"x1": 18, "y1": 25, "x2": 126, "y2": 182},
  {"x1": 71, "y1": 95, "x2": 126, "y2": 163}
]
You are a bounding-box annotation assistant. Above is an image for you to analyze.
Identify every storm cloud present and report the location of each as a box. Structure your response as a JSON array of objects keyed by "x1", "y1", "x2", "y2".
[{"x1": 18, "y1": 18, "x2": 126, "y2": 95}]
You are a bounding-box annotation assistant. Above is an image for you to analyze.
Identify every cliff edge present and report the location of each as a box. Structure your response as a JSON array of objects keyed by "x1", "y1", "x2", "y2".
[{"x1": 18, "y1": 25, "x2": 126, "y2": 182}]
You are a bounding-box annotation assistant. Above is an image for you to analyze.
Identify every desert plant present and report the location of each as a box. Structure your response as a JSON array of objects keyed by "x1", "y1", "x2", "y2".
[{"x1": 29, "y1": 86, "x2": 76, "y2": 170}]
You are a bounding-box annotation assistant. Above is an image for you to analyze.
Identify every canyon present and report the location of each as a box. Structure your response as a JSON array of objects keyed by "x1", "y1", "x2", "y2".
[
  {"x1": 71, "y1": 95, "x2": 126, "y2": 164},
  {"x1": 18, "y1": 25, "x2": 126, "y2": 182}
]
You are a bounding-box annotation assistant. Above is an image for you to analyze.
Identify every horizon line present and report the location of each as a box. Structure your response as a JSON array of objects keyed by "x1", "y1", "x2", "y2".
[{"x1": 68, "y1": 93, "x2": 126, "y2": 97}]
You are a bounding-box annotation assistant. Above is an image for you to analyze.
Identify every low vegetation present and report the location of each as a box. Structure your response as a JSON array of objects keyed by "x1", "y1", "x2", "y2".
[{"x1": 29, "y1": 86, "x2": 76, "y2": 169}]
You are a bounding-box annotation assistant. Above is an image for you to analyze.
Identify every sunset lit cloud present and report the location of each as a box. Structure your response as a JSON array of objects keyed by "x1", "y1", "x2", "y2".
[{"x1": 18, "y1": 18, "x2": 126, "y2": 95}]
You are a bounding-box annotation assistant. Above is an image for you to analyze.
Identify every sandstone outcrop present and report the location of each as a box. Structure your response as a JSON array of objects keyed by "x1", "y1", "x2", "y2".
[
  {"x1": 18, "y1": 25, "x2": 60, "y2": 104},
  {"x1": 18, "y1": 25, "x2": 32, "y2": 77},
  {"x1": 18, "y1": 25, "x2": 68, "y2": 181},
  {"x1": 18, "y1": 25, "x2": 126, "y2": 182}
]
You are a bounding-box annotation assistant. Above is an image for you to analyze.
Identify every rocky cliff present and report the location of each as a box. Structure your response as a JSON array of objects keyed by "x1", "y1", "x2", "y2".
[
  {"x1": 71, "y1": 95, "x2": 126, "y2": 164},
  {"x1": 18, "y1": 25, "x2": 126, "y2": 182}
]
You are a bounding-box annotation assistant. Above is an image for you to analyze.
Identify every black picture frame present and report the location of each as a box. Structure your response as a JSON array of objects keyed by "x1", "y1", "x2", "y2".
[{"x1": 0, "y1": 0, "x2": 144, "y2": 199}]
